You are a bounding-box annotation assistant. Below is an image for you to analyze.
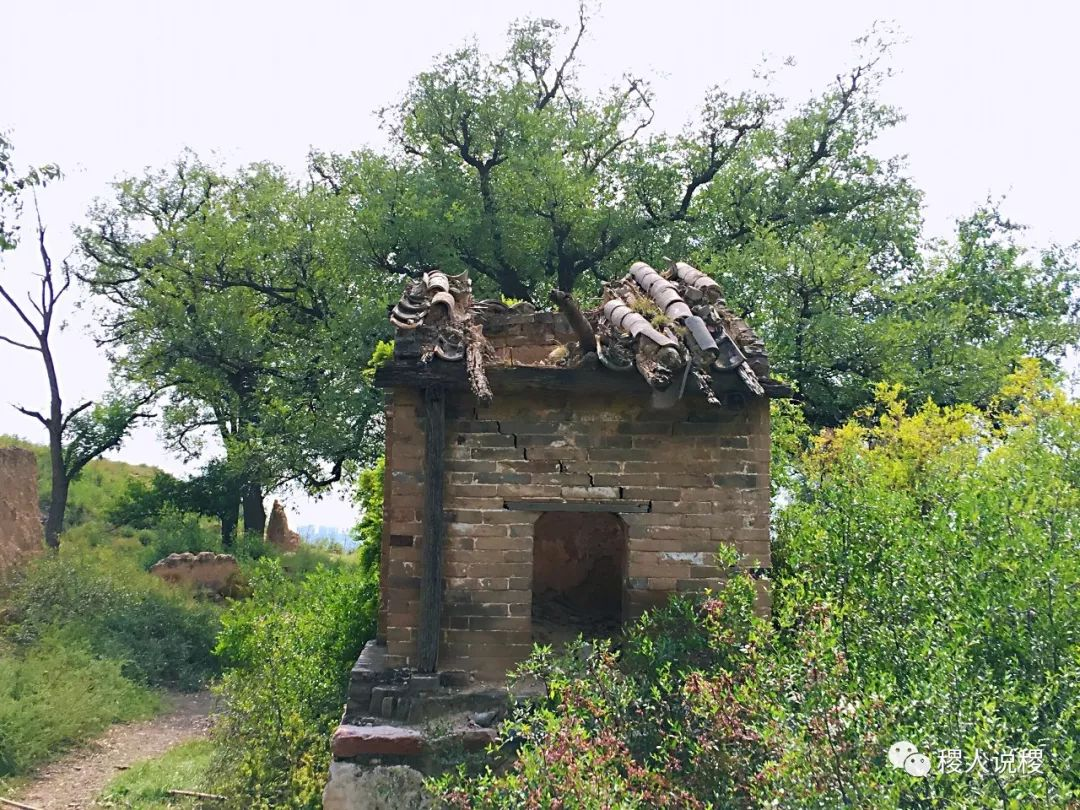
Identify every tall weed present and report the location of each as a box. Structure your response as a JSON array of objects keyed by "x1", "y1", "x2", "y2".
[{"x1": 3, "y1": 551, "x2": 221, "y2": 690}]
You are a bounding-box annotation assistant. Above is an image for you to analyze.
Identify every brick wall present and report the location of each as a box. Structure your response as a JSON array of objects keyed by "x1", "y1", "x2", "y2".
[{"x1": 381, "y1": 383, "x2": 771, "y2": 679}]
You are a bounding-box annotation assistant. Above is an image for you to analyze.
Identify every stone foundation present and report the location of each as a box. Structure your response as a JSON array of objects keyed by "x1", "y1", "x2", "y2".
[
  {"x1": 324, "y1": 640, "x2": 535, "y2": 809},
  {"x1": 323, "y1": 763, "x2": 434, "y2": 810}
]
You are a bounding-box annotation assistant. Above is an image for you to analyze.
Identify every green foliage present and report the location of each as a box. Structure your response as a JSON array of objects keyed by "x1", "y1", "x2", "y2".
[
  {"x1": 0, "y1": 131, "x2": 60, "y2": 252},
  {"x1": 435, "y1": 578, "x2": 768, "y2": 808},
  {"x1": 0, "y1": 631, "x2": 158, "y2": 777},
  {"x1": 438, "y1": 366, "x2": 1079, "y2": 808},
  {"x1": 80, "y1": 155, "x2": 392, "y2": 536},
  {"x1": 97, "y1": 739, "x2": 214, "y2": 809},
  {"x1": 362, "y1": 339, "x2": 395, "y2": 383},
  {"x1": 305, "y1": 15, "x2": 1078, "y2": 427},
  {"x1": 880, "y1": 206, "x2": 1079, "y2": 410},
  {"x1": 768, "y1": 363, "x2": 1079, "y2": 806},
  {"x1": 352, "y1": 456, "x2": 385, "y2": 576},
  {"x1": 107, "y1": 462, "x2": 249, "y2": 547},
  {"x1": 4, "y1": 548, "x2": 221, "y2": 690},
  {"x1": 140, "y1": 511, "x2": 224, "y2": 567},
  {"x1": 211, "y1": 558, "x2": 377, "y2": 808}
]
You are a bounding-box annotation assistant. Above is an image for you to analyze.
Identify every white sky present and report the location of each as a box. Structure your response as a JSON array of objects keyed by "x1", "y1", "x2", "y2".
[{"x1": 1, "y1": 0, "x2": 1078, "y2": 528}]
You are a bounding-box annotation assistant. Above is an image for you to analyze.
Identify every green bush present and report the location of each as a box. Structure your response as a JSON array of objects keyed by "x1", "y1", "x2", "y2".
[
  {"x1": 765, "y1": 366, "x2": 1079, "y2": 806},
  {"x1": 211, "y1": 558, "x2": 377, "y2": 808},
  {"x1": 352, "y1": 457, "x2": 384, "y2": 575},
  {"x1": 0, "y1": 631, "x2": 158, "y2": 777},
  {"x1": 139, "y1": 510, "x2": 223, "y2": 568},
  {"x1": 3, "y1": 551, "x2": 221, "y2": 690}
]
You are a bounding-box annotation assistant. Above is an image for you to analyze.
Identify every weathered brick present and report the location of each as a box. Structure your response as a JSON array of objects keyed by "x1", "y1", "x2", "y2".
[
  {"x1": 456, "y1": 432, "x2": 516, "y2": 447},
  {"x1": 621, "y1": 486, "x2": 681, "y2": 501},
  {"x1": 446, "y1": 460, "x2": 498, "y2": 474},
  {"x1": 332, "y1": 724, "x2": 424, "y2": 757},
  {"x1": 524, "y1": 446, "x2": 588, "y2": 461},
  {"x1": 646, "y1": 577, "x2": 679, "y2": 590},
  {"x1": 560, "y1": 486, "x2": 620, "y2": 500}
]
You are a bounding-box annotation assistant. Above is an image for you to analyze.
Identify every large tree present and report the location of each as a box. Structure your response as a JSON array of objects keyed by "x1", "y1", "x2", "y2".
[
  {"x1": 311, "y1": 12, "x2": 1075, "y2": 424},
  {"x1": 310, "y1": 13, "x2": 924, "y2": 424},
  {"x1": 0, "y1": 136, "x2": 148, "y2": 546},
  {"x1": 881, "y1": 206, "x2": 1078, "y2": 409},
  {"x1": 79, "y1": 155, "x2": 390, "y2": 541}
]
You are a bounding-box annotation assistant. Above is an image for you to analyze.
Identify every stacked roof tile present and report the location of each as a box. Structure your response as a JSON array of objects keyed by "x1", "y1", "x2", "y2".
[{"x1": 386, "y1": 261, "x2": 782, "y2": 404}]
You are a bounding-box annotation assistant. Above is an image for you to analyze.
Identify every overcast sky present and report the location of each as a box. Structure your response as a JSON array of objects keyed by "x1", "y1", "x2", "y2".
[{"x1": 2, "y1": 0, "x2": 1078, "y2": 528}]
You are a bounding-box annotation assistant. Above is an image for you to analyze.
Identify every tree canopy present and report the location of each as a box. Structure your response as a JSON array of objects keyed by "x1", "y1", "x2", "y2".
[{"x1": 79, "y1": 155, "x2": 392, "y2": 539}]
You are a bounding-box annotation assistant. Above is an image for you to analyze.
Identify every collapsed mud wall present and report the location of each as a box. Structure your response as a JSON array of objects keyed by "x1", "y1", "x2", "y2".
[{"x1": 0, "y1": 447, "x2": 44, "y2": 575}]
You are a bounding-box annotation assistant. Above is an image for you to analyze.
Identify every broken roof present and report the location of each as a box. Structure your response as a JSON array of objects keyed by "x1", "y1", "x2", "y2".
[{"x1": 379, "y1": 261, "x2": 788, "y2": 405}]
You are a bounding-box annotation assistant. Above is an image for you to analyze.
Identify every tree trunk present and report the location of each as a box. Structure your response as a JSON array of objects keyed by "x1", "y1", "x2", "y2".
[
  {"x1": 242, "y1": 483, "x2": 266, "y2": 537},
  {"x1": 44, "y1": 453, "x2": 67, "y2": 549},
  {"x1": 220, "y1": 507, "x2": 239, "y2": 548},
  {"x1": 43, "y1": 343, "x2": 66, "y2": 549}
]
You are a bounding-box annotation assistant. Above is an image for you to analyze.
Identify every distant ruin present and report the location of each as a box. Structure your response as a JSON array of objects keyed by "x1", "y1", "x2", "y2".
[
  {"x1": 149, "y1": 551, "x2": 242, "y2": 596},
  {"x1": 266, "y1": 499, "x2": 302, "y2": 551},
  {"x1": 0, "y1": 447, "x2": 44, "y2": 575}
]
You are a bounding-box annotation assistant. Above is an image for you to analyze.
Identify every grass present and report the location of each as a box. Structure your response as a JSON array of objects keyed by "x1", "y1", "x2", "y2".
[
  {"x1": 97, "y1": 739, "x2": 216, "y2": 809},
  {"x1": 0, "y1": 632, "x2": 159, "y2": 779}
]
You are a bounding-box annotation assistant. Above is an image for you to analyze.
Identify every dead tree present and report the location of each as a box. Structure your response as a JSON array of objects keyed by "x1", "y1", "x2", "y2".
[{"x1": 0, "y1": 201, "x2": 148, "y2": 546}]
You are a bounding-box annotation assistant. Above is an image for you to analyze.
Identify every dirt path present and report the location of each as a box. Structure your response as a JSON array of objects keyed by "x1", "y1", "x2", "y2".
[{"x1": 9, "y1": 691, "x2": 214, "y2": 810}]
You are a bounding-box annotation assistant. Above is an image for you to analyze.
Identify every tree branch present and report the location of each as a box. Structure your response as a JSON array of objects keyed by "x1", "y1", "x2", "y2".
[
  {"x1": 0, "y1": 283, "x2": 43, "y2": 339},
  {"x1": 0, "y1": 333, "x2": 41, "y2": 352},
  {"x1": 12, "y1": 404, "x2": 49, "y2": 427},
  {"x1": 60, "y1": 400, "x2": 95, "y2": 431},
  {"x1": 535, "y1": 3, "x2": 587, "y2": 110}
]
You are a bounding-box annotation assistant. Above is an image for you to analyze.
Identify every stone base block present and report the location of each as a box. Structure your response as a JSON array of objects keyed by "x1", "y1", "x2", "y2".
[{"x1": 323, "y1": 762, "x2": 434, "y2": 810}]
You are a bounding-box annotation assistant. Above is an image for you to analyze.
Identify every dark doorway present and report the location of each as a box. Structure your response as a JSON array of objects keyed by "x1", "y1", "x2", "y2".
[{"x1": 531, "y1": 511, "x2": 627, "y2": 647}]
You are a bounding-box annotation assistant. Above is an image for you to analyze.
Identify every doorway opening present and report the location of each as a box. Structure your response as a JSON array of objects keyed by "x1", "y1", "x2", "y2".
[{"x1": 531, "y1": 511, "x2": 627, "y2": 647}]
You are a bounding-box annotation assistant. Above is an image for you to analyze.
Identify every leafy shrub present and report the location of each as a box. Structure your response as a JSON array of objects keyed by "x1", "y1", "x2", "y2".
[
  {"x1": 211, "y1": 558, "x2": 377, "y2": 808},
  {"x1": 0, "y1": 631, "x2": 158, "y2": 777},
  {"x1": 139, "y1": 509, "x2": 223, "y2": 567},
  {"x1": 3, "y1": 551, "x2": 221, "y2": 690},
  {"x1": 352, "y1": 456, "x2": 384, "y2": 576},
  {"x1": 767, "y1": 365, "x2": 1080, "y2": 806},
  {"x1": 435, "y1": 577, "x2": 770, "y2": 808},
  {"x1": 230, "y1": 530, "x2": 276, "y2": 564}
]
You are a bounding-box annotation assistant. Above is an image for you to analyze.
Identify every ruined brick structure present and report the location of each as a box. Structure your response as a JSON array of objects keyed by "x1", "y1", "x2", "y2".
[
  {"x1": 0, "y1": 447, "x2": 44, "y2": 576},
  {"x1": 371, "y1": 261, "x2": 788, "y2": 678},
  {"x1": 324, "y1": 262, "x2": 789, "y2": 807}
]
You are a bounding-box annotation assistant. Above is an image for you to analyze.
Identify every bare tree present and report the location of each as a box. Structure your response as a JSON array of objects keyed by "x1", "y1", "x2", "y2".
[{"x1": 0, "y1": 196, "x2": 149, "y2": 546}]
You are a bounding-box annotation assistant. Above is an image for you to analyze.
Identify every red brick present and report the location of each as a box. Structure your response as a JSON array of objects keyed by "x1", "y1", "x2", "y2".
[{"x1": 332, "y1": 724, "x2": 425, "y2": 757}]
